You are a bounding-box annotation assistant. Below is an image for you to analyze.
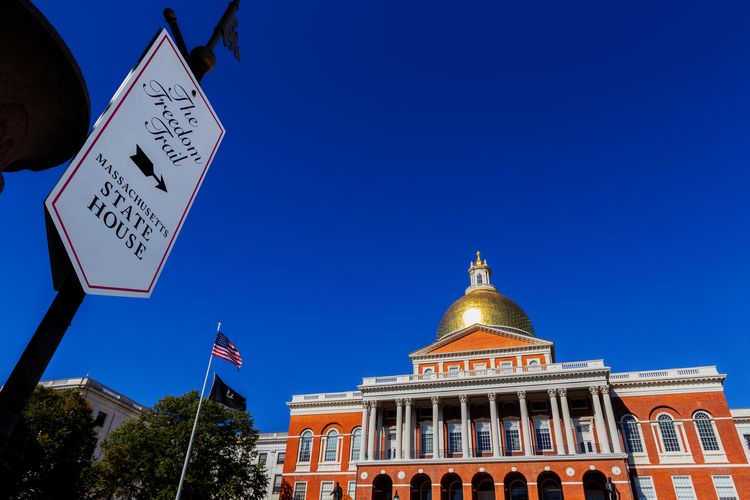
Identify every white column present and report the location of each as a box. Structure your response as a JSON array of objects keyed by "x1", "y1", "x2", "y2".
[
  {"x1": 360, "y1": 401, "x2": 369, "y2": 461},
  {"x1": 466, "y1": 399, "x2": 473, "y2": 457},
  {"x1": 548, "y1": 389, "x2": 565, "y2": 455},
  {"x1": 518, "y1": 391, "x2": 532, "y2": 456},
  {"x1": 367, "y1": 401, "x2": 377, "y2": 460},
  {"x1": 404, "y1": 398, "x2": 413, "y2": 459},
  {"x1": 600, "y1": 385, "x2": 622, "y2": 453},
  {"x1": 489, "y1": 393, "x2": 500, "y2": 458},
  {"x1": 395, "y1": 399, "x2": 403, "y2": 460},
  {"x1": 438, "y1": 404, "x2": 444, "y2": 458},
  {"x1": 431, "y1": 396, "x2": 440, "y2": 459},
  {"x1": 459, "y1": 394, "x2": 469, "y2": 456},
  {"x1": 590, "y1": 386, "x2": 611, "y2": 454},
  {"x1": 558, "y1": 388, "x2": 576, "y2": 454}
]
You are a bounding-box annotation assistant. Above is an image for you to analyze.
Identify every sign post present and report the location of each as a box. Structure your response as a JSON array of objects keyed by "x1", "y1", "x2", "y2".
[{"x1": 0, "y1": 24, "x2": 229, "y2": 445}]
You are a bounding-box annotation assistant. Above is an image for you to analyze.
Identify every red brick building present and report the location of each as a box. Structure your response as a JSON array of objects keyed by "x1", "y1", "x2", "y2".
[{"x1": 280, "y1": 254, "x2": 749, "y2": 500}]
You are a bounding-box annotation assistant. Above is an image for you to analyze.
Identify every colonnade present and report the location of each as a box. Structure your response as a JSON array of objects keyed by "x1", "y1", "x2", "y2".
[{"x1": 358, "y1": 385, "x2": 621, "y2": 461}]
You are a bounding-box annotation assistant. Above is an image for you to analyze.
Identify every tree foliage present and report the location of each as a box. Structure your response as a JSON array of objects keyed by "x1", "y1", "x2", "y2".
[
  {"x1": 90, "y1": 391, "x2": 267, "y2": 499},
  {"x1": 0, "y1": 386, "x2": 97, "y2": 499}
]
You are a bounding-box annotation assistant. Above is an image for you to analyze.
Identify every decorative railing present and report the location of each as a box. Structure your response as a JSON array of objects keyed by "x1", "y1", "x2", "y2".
[
  {"x1": 361, "y1": 360, "x2": 606, "y2": 386},
  {"x1": 291, "y1": 391, "x2": 362, "y2": 403},
  {"x1": 609, "y1": 366, "x2": 718, "y2": 382},
  {"x1": 363, "y1": 443, "x2": 613, "y2": 462}
]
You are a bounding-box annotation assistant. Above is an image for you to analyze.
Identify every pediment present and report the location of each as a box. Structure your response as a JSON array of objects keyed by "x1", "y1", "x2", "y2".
[{"x1": 411, "y1": 324, "x2": 551, "y2": 357}]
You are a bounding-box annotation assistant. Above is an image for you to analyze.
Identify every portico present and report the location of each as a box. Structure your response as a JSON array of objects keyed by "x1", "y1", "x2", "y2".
[{"x1": 357, "y1": 362, "x2": 623, "y2": 463}]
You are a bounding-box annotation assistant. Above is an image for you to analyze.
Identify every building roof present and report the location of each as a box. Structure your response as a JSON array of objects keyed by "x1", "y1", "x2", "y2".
[
  {"x1": 436, "y1": 253, "x2": 534, "y2": 339},
  {"x1": 38, "y1": 377, "x2": 148, "y2": 414}
]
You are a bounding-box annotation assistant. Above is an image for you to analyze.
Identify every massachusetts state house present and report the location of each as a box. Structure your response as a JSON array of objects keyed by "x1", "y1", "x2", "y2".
[{"x1": 278, "y1": 254, "x2": 750, "y2": 500}]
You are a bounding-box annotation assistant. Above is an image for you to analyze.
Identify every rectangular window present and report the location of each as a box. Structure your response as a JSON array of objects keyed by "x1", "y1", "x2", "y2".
[
  {"x1": 500, "y1": 361, "x2": 513, "y2": 371},
  {"x1": 320, "y1": 481, "x2": 334, "y2": 500},
  {"x1": 743, "y1": 434, "x2": 750, "y2": 449},
  {"x1": 94, "y1": 411, "x2": 108, "y2": 427},
  {"x1": 672, "y1": 476, "x2": 697, "y2": 500},
  {"x1": 348, "y1": 481, "x2": 356, "y2": 500},
  {"x1": 421, "y1": 424, "x2": 433, "y2": 454},
  {"x1": 258, "y1": 452, "x2": 268, "y2": 465},
  {"x1": 534, "y1": 419, "x2": 553, "y2": 452},
  {"x1": 504, "y1": 420, "x2": 521, "y2": 453},
  {"x1": 448, "y1": 423, "x2": 462, "y2": 454},
  {"x1": 660, "y1": 420, "x2": 682, "y2": 452},
  {"x1": 530, "y1": 401, "x2": 548, "y2": 412},
  {"x1": 474, "y1": 363, "x2": 487, "y2": 375},
  {"x1": 476, "y1": 421, "x2": 491, "y2": 454},
  {"x1": 448, "y1": 366, "x2": 460, "y2": 378},
  {"x1": 623, "y1": 418, "x2": 644, "y2": 453},
  {"x1": 570, "y1": 398, "x2": 588, "y2": 410},
  {"x1": 273, "y1": 475, "x2": 283, "y2": 494},
  {"x1": 386, "y1": 431, "x2": 397, "y2": 459},
  {"x1": 633, "y1": 477, "x2": 657, "y2": 500},
  {"x1": 277, "y1": 452, "x2": 285, "y2": 464},
  {"x1": 293, "y1": 482, "x2": 307, "y2": 500},
  {"x1": 712, "y1": 475, "x2": 738, "y2": 500}
]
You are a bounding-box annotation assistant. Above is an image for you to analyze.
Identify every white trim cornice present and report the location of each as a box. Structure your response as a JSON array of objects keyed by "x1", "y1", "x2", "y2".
[
  {"x1": 413, "y1": 344, "x2": 551, "y2": 362},
  {"x1": 409, "y1": 324, "x2": 552, "y2": 358}
]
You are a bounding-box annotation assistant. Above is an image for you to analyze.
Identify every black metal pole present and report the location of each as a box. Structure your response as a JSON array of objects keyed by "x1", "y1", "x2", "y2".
[
  {"x1": 188, "y1": 0, "x2": 240, "y2": 81},
  {"x1": 0, "y1": 272, "x2": 84, "y2": 448}
]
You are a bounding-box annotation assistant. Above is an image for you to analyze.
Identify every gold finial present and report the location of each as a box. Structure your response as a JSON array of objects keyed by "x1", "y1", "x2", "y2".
[{"x1": 475, "y1": 250, "x2": 482, "y2": 265}]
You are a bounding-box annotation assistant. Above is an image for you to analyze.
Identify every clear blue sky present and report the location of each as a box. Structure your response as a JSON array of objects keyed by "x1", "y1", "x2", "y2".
[{"x1": 2, "y1": 0, "x2": 750, "y2": 432}]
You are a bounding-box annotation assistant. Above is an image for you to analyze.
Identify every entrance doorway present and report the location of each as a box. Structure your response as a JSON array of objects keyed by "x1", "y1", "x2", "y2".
[
  {"x1": 411, "y1": 474, "x2": 432, "y2": 500},
  {"x1": 537, "y1": 472, "x2": 563, "y2": 500},
  {"x1": 503, "y1": 473, "x2": 528, "y2": 500},
  {"x1": 472, "y1": 473, "x2": 495, "y2": 500},
  {"x1": 373, "y1": 474, "x2": 394, "y2": 500},
  {"x1": 574, "y1": 419, "x2": 595, "y2": 454},
  {"x1": 441, "y1": 473, "x2": 463, "y2": 500},
  {"x1": 582, "y1": 471, "x2": 607, "y2": 500}
]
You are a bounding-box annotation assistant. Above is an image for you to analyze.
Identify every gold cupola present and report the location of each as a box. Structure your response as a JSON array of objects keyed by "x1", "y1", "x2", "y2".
[{"x1": 436, "y1": 252, "x2": 535, "y2": 339}]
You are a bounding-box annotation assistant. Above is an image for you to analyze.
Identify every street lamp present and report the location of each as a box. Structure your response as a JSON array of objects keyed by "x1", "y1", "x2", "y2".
[
  {"x1": 394, "y1": 490, "x2": 400, "y2": 500},
  {"x1": 0, "y1": 0, "x2": 90, "y2": 193}
]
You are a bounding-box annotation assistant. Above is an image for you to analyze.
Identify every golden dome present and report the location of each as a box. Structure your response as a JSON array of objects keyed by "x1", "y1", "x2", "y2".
[{"x1": 436, "y1": 253, "x2": 535, "y2": 339}]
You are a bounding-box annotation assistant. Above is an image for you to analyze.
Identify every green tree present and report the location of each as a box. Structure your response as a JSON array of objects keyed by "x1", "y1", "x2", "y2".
[
  {"x1": 0, "y1": 386, "x2": 97, "y2": 499},
  {"x1": 90, "y1": 391, "x2": 267, "y2": 499}
]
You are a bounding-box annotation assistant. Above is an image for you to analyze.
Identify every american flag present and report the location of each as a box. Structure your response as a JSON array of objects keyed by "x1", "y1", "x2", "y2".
[{"x1": 212, "y1": 332, "x2": 243, "y2": 369}]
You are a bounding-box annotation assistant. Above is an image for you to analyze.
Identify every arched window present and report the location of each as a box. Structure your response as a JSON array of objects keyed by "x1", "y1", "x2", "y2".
[
  {"x1": 621, "y1": 415, "x2": 644, "y2": 453},
  {"x1": 422, "y1": 368, "x2": 434, "y2": 379},
  {"x1": 298, "y1": 430, "x2": 313, "y2": 462},
  {"x1": 694, "y1": 411, "x2": 720, "y2": 451},
  {"x1": 324, "y1": 429, "x2": 339, "y2": 462},
  {"x1": 350, "y1": 428, "x2": 362, "y2": 460},
  {"x1": 657, "y1": 414, "x2": 681, "y2": 452}
]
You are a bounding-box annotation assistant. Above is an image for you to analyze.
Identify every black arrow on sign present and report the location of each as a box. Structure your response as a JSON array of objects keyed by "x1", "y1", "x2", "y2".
[{"x1": 129, "y1": 145, "x2": 167, "y2": 192}]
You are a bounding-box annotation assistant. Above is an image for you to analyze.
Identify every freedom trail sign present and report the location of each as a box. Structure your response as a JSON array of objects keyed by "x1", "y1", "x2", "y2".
[{"x1": 45, "y1": 30, "x2": 224, "y2": 298}]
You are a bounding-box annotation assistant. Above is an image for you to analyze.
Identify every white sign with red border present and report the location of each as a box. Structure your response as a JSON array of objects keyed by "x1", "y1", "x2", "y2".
[{"x1": 45, "y1": 30, "x2": 224, "y2": 298}]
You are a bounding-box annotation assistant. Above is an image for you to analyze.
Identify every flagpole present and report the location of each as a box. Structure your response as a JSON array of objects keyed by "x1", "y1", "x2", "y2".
[{"x1": 175, "y1": 322, "x2": 221, "y2": 500}]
